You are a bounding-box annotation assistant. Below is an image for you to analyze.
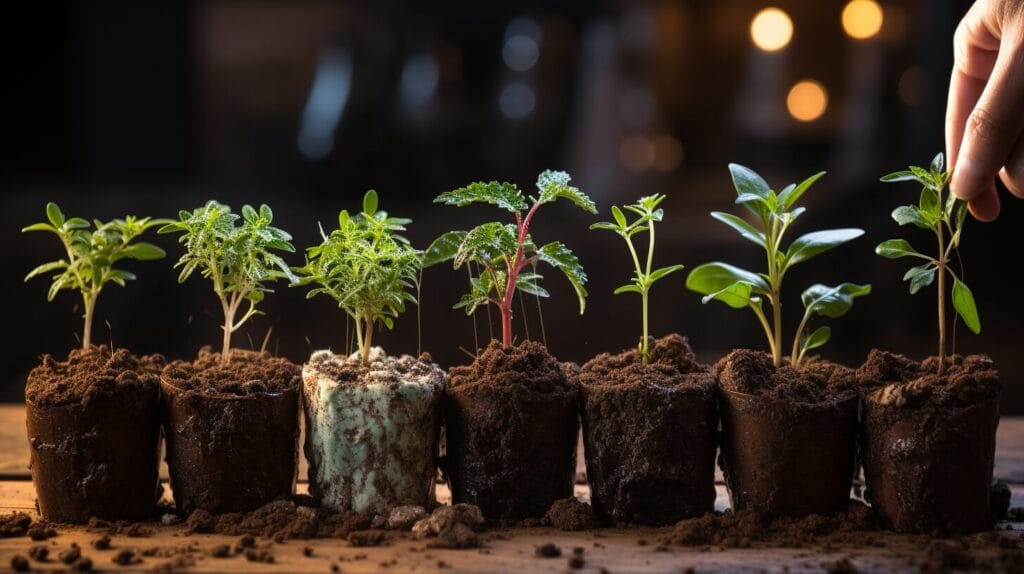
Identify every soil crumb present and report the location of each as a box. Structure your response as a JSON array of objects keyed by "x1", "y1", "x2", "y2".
[
  {"x1": 162, "y1": 347, "x2": 300, "y2": 396},
  {"x1": 535, "y1": 543, "x2": 562, "y2": 558},
  {"x1": 856, "y1": 350, "x2": 1000, "y2": 407},
  {"x1": 348, "y1": 530, "x2": 389, "y2": 547},
  {"x1": 716, "y1": 349, "x2": 857, "y2": 403},
  {"x1": 546, "y1": 498, "x2": 601, "y2": 531},
  {"x1": 26, "y1": 346, "x2": 164, "y2": 408},
  {"x1": 664, "y1": 504, "x2": 876, "y2": 547},
  {"x1": 10, "y1": 555, "x2": 29, "y2": 572},
  {"x1": 28, "y1": 545, "x2": 48, "y2": 561},
  {"x1": 412, "y1": 504, "x2": 485, "y2": 549},
  {"x1": 579, "y1": 334, "x2": 710, "y2": 389},
  {"x1": 448, "y1": 340, "x2": 570, "y2": 392},
  {"x1": 185, "y1": 499, "x2": 371, "y2": 540},
  {"x1": 387, "y1": 506, "x2": 427, "y2": 530},
  {"x1": 992, "y1": 482, "x2": 1012, "y2": 520}
]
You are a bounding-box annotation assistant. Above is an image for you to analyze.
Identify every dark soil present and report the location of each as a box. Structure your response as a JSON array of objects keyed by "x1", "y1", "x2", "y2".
[
  {"x1": 161, "y1": 347, "x2": 300, "y2": 396},
  {"x1": 185, "y1": 499, "x2": 373, "y2": 540},
  {"x1": 161, "y1": 349, "x2": 300, "y2": 514},
  {"x1": 546, "y1": 497, "x2": 601, "y2": 531},
  {"x1": 579, "y1": 335, "x2": 718, "y2": 525},
  {"x1": 535, "y1": 543, "x2": 562, "y2": 558},
  {"x1": 0, "y1": 513, "x2": 32, "y2": 537},
  {"x1": 411, "y1": 504, "x2": 485, "y2": 549},
  {"x1": 857, "y1": 350, "x2": 1001, "y2": 534},
  {"x1": 716, "y1": 349, "x2": 857, "y2": 404},
  {"x1": 444, "y1": 340, "x2": 578, "y2": 521},
  {"x1": 664, "y1": 503, "x2": 876, "y2": 547},
  {"x1": 25, "y1": 346, "x2": 164, "y2": 408}
]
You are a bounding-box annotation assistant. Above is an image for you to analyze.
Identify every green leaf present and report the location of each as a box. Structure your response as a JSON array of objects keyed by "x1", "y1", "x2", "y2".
[
  {"x1": 931, "y1": 152, "x2": 944, "y2": 172},
  {"x1": 536, "y1": 170, "x2": 597, "y2": 213},
  {"x1": 801, "y1": 283, "x2": 871, "y2": 318},
  {"x1": 22, "y1": 222, "x2": 57, "y2": 233},
  {"x1": 778, "y1": 171, "x2": 825, "y2": 209},
  {"x1": 24, "y1": 260, "x2": 68, "y2": 282},
  {"x1": 701, "y1": 280, "x2": 756, "y2": 309},
  {"x1": 121, "y1": 242, "x2": 166, "y2": 261},
  {"x1": 710, "y1": 211, "x2": 765, "y2": 247},
  {"x1": 919, "y1": 186, "x2": 941, "y2": 220},
  {"x1": 242, "y1": 204, "x2": 258, "y2": 222},
  {"x1": 686, "y1": 262, "x2": 769, "y2": 298},
  {"x1": 423, "y1": 230, "x2": 467, "y2": 267},
  {"x1": 784, "y1": 228, "x2": 864, "y2": 266},
  {"x1": 46, "y1": 202, "x2": 65, "y2": 228},
  {"x1": 516, "y1": 276, "x2": 550, "y2": 298},
  {"x1": 537, "y1": 241, "x2": 588, "y2": 314},
  {"x1": 729, "y1": 163, "x2": 772, "y2": 201},
  {"x1": 876, "y1": 239, "x2": 930, "y2": 260},
  {"x1": 647, "y1": 264, "x2": 685, "y2": 284},
  {"x1": 611, "y1": 205, "x2": 627, "y2": 228},
  {"x1": 799, "y1": 326, "x2": 831, "y2": 359},
  {"x1": 613, "y1": 284, "x2": 643, "y2": 295},
  {"x1": 952, "y1": 279, "x2": 981, "y2": 334},
  {"x1": 903, "y1": 264, "x2": 936, "y2": 294},
  {"x1": 891, "y1": 205, "x2": 932, "y2": 229},
  {"x1": 363, "y1": 190, "x2": 379, "y2": 215},
  {"x1": 880, "y1": 170, "x2": 918, "y2": 183},
  {"x1": 455, "y1": 223, "x2": 518, "y2": 268},
  {"x1": 435, "y1": 181, "x2": 527, "y2": 212}
]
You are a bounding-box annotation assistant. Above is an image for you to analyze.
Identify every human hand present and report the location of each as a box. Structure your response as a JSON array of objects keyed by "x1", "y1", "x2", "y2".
[{"x1": 946, "y1": 0, "x2": 1024, "y2": 221}]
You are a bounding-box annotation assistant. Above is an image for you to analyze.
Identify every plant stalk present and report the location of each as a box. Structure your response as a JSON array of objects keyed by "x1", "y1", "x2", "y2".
[
  {"x1": 641, "y1": 290, "x2": 650, "y2": 364},
  {"x1": 937, "y1": 224, "x2": 947, "y2": 376},
  {"x1": 362, "y1": 314, "x2": 374, "y2": 364},
  {"x1": 82, "y1": 291, "x2": 98, "y2": 350}
]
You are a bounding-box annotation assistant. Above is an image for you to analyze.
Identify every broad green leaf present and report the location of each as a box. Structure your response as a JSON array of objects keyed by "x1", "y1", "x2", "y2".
[
  {"x1": 701, "y1": 281, "x2": 756, "y2": 309},
  {"x1": 46, "y1": 202, "x2": 65, "y2": 228},
  {"x1": 876, "y1": 239, "x2": 930, "y2": 260},
  {"x1": 735, "y1": 193, "x2": 771, "y2": 222},
  {"x1": 647, "y1": 264, "x2": 685, "y2": 284},
  {"x1": 422, "y1": 230, "x2": 467, "y2": 267},
  {"x1": 516, "y1": 277, "x2": 550, "y2": 298},
  {"x1": 710, "y1": 211, "x2": 766, "y2": 247},
  {"x1": 611, "y1": 205, "x2": 627, "y2": 228},
  {"x1": 121, "y1": 242, "x2": 166, "y2": 261},
  {"x1": 800, "y1": 326, "x2": 832, "y2": 359},
  {"x1": 435, "y1": 181, "x2": 527, "y2": 212},
  {"x1": 686, "y1": 262, "x2": 769, "y2": 297},
  {"x1": 778, "y1": 171, "x2": 825, "y2": 209},
  {"x1": 891, "y1": 205, "x2": 932, "y2": 229},
  {"x1": 801, "y1": 283, "x2": 871, "y2": 318},
  {"x1": 952, "y1": 279, "x2": 981, "y2": 334},
  {"x1": 903, "y1": 264, "x2": 936, "y2": 294},
  {"x1": 242, "y1": 205, "x2": 257, "y2": 221},
  {"x1": 537, "y1": 241, "x2": 588, "y2": 314},
  {"x1": 784, "y1": 228, "x2": 864, "y2": 266},
  {"x1": 729, "y1": 163, "x2": 772, "y2": 201},
  {"x1": 363, "y1": 190, "x2": 379, "y2": 215},
  {"x1": 613, "y1": 284, "x2": 643, "y2": 295},
  {"x1": 919, "y1": 186, "x2": 941, "y2": 220}
]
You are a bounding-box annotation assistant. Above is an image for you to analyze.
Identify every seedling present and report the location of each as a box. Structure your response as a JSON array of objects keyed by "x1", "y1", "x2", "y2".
[
  {"x1": 424, "y1": 170, "x2": 596, "y2": 348},
  {"x1": 23, "y1": 203, "x2": 169, "y2": 349},
  {"x1": 877, "y1": 153, "x2": 978, "y2": 376},
  {"x1": 686, "y1": 165, "x2": 869, "y2": 368},
  {"x1": 591, "y1": 194, "x2": 684, "y2": 365},
  {"x1": 293, "y1": 191, "x2": 422, "y2": 364},
  {"x1": 159, "y1": 201, "x2": 296, "y2": 363}
]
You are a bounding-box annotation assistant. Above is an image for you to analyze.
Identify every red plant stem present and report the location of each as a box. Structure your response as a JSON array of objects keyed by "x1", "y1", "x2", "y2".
[{"x1": 499, "y1": 204, "x2": 543, "y2": 347}]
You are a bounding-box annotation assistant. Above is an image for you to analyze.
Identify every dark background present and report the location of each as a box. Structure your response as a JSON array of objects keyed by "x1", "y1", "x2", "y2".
[{"x1": 3, "y1": 1, "x2": 1021, "y2": 410}]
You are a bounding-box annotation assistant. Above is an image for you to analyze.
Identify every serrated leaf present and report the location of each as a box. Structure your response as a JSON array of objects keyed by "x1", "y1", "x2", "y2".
[
  {"x1": 784, "y1": 228, "x2": 864, "y2": 267},
  {"x1": 778, "y1": 171, "x2": 825, "y2": 209},
  {"x1": 435, "y1": 181, "x2": 527, "y2": 212},
  {"x1": 801, "y1": 283, "x2": 871, "y2": 319},
  {"x1": 536, "y1": 170, "x2": 597, "y2": 213},
  {"x1": 903, "y1": 264, "x2": 936, "y2": 294},
  {"x1": 710, "y1": 211, "x2": 766, "y2": 247},
  {"x1": 422, "y1": 231, "x2": 466, "y2": 267},
  {"x1": 537, "y1": 241, "x2": 588, "y2": 314},
  {"x1": 952, "y1": 279, "x2": 981, "y2": 334},
  {"x1": 876, "y1": 239, "x2": 930, "y2": 260},
  {"x1": 455, "y1": 223, "x2": 518, "y2": 268}
]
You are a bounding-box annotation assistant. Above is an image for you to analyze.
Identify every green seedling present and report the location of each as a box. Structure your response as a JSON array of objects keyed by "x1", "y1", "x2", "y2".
[
  {"x1": 23, "y1": 203, "x2": 169, "y2": 350},
  {"x1": 293, "y1": 190, "x2": 422, "y2": 364},
  {"x1": 591, "y1": 194, "x2": 684, "y2": 365},
  {"x1": 159, "y1": 201, "x2": 296, "y2": 363},
  {"x1": 424, "y1": 170, "x2": 596, "y2": 348},
  {"x1": 686, "y1": 164, "x2": 870, "y2": 368},
  {"x1": 877, "y1": 152, "x2": 978, "y2": 376}
]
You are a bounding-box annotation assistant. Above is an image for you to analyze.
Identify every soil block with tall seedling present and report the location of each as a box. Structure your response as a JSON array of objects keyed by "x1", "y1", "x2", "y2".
[
  {"x1": 158, "y1": 201, "x2": 301, "y2": 514},
  {"x1": 580, "y1": 194, "x2": 716, "y2": 525},
  {"x1": 857, "y1": 154, "x2": 999, "y2": 533},
  {"x1": 23, "y1": 203, "x2": 169, "y2": 522},
  {"x1": 294, "y1": 190, "x2": 445, "y2": 517},
  {"x1": 687, "y1": 165, "x2": 870, "y2": 517},
  {"x1": 424, "y1": 170, "x2": 595, "y2": 522}
]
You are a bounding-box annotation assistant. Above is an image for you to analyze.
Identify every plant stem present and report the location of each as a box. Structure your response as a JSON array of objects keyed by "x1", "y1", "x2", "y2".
[
  {"x1": 791, "y1": 310, "x2": 811, "y2": 366},
  {"x1": 937, "y1": 224, "x2": 947, "y2": 376},
  {"x1": 82, "y1": 291, "x2": 98, "y2": 350},
  {"x1": 362, "y1": 314, "x2": 373, "y2": 364},
  {"x1": 766, "y1": 218, "x2": 784, "y2": 368},
  {"x1": 221, "y1": 296, "x2": 236, "y2": 364}
]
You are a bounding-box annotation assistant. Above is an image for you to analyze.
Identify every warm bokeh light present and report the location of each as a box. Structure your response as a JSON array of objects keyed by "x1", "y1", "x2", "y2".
[
  {"x1": 787, "y1": 80, "x2": 828, "y2": 122},
  {"x1": 651, "y1": 135, "x2": 683, "y2": 172},
  {"x1": 842, "y1": 0, "x2": 884, "y2": 40},
  {"x1": 750, "y1": 8, "x2": 793, "y2": 52},
  {"x1": 619, "y1": 135, "x2": 654, "y2": 173}
]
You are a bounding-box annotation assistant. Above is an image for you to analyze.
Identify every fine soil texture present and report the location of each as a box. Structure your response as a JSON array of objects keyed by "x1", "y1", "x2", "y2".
[
  {"x1": 302, "y1": 347, "x2": 445, "y2": 516},
  {"x1": 161, "y1": 348, "x2": 301, "y2": 514},
  {"x1": 857, "y1": 350, "x2": 1001, "y2": 533},
  {"x1": 444, "y1": 340, "x2": 578, "y2": 522},
  {"x1": 579, "y1": 335, "x2": 718, "y2": 525},
  {"x1": 716, "y1": 349, "x2": 859, "y2": 518},
  {"x1": 25, "y1": 346, "x2": 164, "y2": 523}
]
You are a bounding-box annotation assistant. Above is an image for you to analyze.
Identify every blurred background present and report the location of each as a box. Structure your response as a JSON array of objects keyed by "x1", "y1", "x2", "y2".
[{"x1": 3, "y1": 0, "x2": 1021, "y2": 410}]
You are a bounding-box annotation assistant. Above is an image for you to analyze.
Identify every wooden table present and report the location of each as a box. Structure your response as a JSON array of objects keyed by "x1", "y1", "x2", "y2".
[{"x1": 1, "y1": 404, "x2": 1022, "y2": 573}]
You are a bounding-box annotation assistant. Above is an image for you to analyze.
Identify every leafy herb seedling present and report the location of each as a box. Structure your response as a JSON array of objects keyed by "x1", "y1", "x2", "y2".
[
  {"x1": 424, "y1": 170, "x2": 596, "y2": 347},
  {"x1": 591, "y1": 194, "x2": 684, "y2": 365},
  {"x1": 24, "y1": 203, "x2": 169, "y2": 349},
  {"x1": 686, "y1": 165, "x2": 870, "y2": 368},
  {"x1": 293, "y1": 191, "x2": 422, "y2": 364},
  {"x1": 877, "y1": 153, "x2": 978, "y2": 376},
  {"x1": 159, "y1": 201, "x2": 297, "y2": 363}
]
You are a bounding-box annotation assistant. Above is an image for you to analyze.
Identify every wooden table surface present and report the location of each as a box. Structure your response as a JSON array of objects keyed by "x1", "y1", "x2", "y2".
[{"x1": 1, "y1": 404, "x2": 1022, "y2": 573}]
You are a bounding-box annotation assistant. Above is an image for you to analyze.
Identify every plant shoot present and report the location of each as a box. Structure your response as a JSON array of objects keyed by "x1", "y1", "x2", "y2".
[
  {"x1": 160, "y1": 201, "x2": 297, "y2": 363},
  {"x1": 293, "y1": 191, "x2": 422, "y2": 364},
  {"x1": 877, "y1": 152, "x2": 979, "y2": 375},
  {"x1": 591, "y1": 194, "x2": 684, "y2": 365},
  {"x1": 24, "y1": 202, "x2": 169, "y2": 349},
  {"x1": 424, "y1": 170, "x2": 596, "y2": 348},
  {"x1": 686, "y1": 165, "x2": 869, "y2": 368}
]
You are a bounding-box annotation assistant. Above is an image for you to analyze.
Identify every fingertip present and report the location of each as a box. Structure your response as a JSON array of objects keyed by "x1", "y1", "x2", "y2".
[
  {"x1": 968, "y1": 187, "x2": 1000, "y2": 222},
  {"x1": 950, "y1": 162, "x2": 985, "y2": 200}
]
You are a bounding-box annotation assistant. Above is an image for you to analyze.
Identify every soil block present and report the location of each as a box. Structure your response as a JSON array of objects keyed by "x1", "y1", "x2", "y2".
[
  {"x1": 579, "y1": 334, "x2": 718, "y2": 525},
  {"x1": 25, "y1": 346, "x2": 164, "y2": 523},
  {"x1": 161, "y1": 348, "x2": 300, "y2": 514},
  {"x1": 858, "y1": 350, "x2": 1001, "y2": 533},
  {"x1": 302, "y1": 347, "x2": 446, "y2": 516},
  {"x1": 716, "y1": 349, "x2": 859, "y2": 518},
  {"x1": 444, "y1": 340, "x2": 578, "y2": 522}
]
